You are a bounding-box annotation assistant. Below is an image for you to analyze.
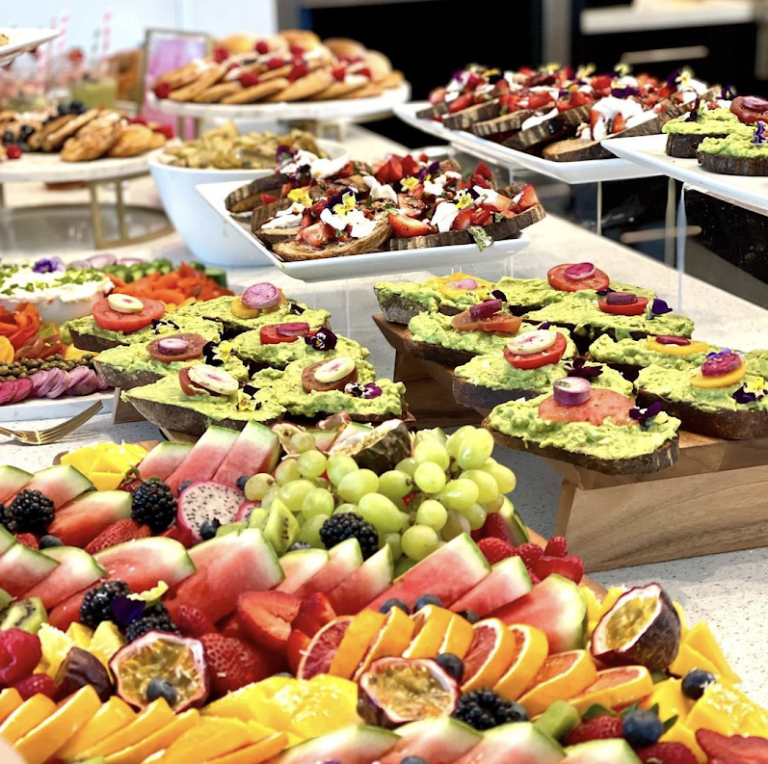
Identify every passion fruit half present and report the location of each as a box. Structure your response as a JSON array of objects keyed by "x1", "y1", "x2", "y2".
[
  {"x1": 357, "y1": 657, "x2": 460, "y2": 728},
  {"x1": 110, "y1": 630, "x2": 209, "y2": 712},
  {"x1": 331, "y1": 420, "x2": 412, "y2": 474},
  {"x1": 591, "y1": 583, "x2": 681, "y2": 671}
]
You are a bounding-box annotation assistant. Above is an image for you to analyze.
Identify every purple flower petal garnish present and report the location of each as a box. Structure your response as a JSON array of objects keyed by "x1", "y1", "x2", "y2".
[
  {"x1": 110, "y1": 597, "x2": 145, "y2": 628},
  {"x1": 468, "y1": 186, "x2": 480, "y2": 200},
  {"x1": 305, "y1": 328, "x2": 338, "y2": 351},
  {"x1": 344, "y1": 382, "x2": 382, "y2": 399},
  {"x1": 596, "y1": 287, "x2": 616, "y2": 297},
  {"x1": 733, "y1": 387, "x2": 758, "y2": 405},
  {"x1": 567, "y1": 357, "x2": 603, "y2": 379},
  {"x1": 630, "y1": 401, "x2": 664, "y2": 427},
  {"x1": 721, "y1": 84, "x2": 736, "y2": 100},
  {"x1": 491, "y1": 289, "x2": 507, "y2": 303},
  {"x1": 755, "y1": 121, "x2": 767, "y2": 146},
  {"x1": 651, "y1": 298, "x2": 672, "y2": 316},
  {"x1": 666, "y1": 68, "x2": 681, "y2": 88},
  {"x1": 33, "y1": 257, "x2": 64, "y2": 274},
  {"x1": 426, "y1": 160, "x2": 440, "y2": 177},
  {"x1": 537, "y1": 322, "x2": 551, "y2": 330},
  {"x1": 611, "y1": 85, "x2": 640, "y2": 99},
  {"x1": 276, "y1": 145, "x2": 298, "y2": 163},
  {"x1": 685, "y1": 97, "x2": 701, "y2": 122}
]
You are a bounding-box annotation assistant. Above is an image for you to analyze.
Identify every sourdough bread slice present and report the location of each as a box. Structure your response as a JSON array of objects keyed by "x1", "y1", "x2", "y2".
[{"x1": 503, "y1": 105, "x2": 590, "y2": 153}]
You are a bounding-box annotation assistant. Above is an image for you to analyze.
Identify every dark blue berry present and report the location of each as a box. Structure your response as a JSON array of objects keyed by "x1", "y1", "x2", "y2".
[
  {"x1": 146, "y1": 678, "x2": 177, "y2": 706},
  {"x1": 199, "y1": 518, "x2": 221, "y2": 540},
  {"x1": 415, "y1": 594, "x2": 442, "y2": 611},
  {"x1": 435, "y1": 652, "x2": 464, "y2": 682},
  {"x1": 401, "y1": 757, "x2": 428, "y2": 764},
  {"x1": 681, "y1": 669, "x2": 716, "y2": 700},
  {"x1": 57, "y1": 103, "x2": 68, "y2": 116},
  {"x1": 2, "y1": 131, "x2": 13, "y2": 145},
  {"x1": 179, "y1": 480, "x2": 192, "y2": 493},
  {"x1": 69, "y1": 100, "x2": 85, "y2": 115},
  {"x1": 236, "y1": 475, "x2": 250, "y2": 491},
  {"x1": 622, "y1": 710, "x2": 663, "y2": 747},
  {"x1": 379, "y1": 598, "x2": 410, "y2": 615},
  {"x1": 457, "y1": 609, "x2": 480, "y2": 624},
  {"x1": 39, "y1": 535, "x2": 63, "y2": 549}
]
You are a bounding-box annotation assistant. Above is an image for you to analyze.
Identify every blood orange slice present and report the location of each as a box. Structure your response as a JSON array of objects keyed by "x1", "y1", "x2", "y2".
[
  {"x1": 492, "y1": 624, "x2": 549, "y2": 701},
  {"x1": 461, "y1": 619, "x2": 515, "y2": 692},
  {"x1": 297, "y1": 617, "x2": 353, "y2": 680},
  {"x1": 328, "y1": 611, "x2": 386, "y2": 680},
  {"x1": 569, "y1": 666, "x2": 653, "y2": 713},
  {"x1": 518, "y1": 649, "x2": 598, "y2": 717},
  {"x1": 352, "y1": 606, "x2": 415, "y2": 681}
]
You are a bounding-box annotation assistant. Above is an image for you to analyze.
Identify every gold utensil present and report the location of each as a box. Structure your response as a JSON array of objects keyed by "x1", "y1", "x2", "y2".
[{"x1": 0, "y1": 401, "x2": 103, "y2": 445}]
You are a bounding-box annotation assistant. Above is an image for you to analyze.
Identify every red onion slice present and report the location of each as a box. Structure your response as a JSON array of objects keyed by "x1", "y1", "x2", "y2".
[
  {"x1": 606, "y1": 291, "x2": 638, "y2": 305},
  {"x1": 30, "y1": 370, "x2": 50, "y2": 396},
  {"x1": 469, "y1": 299, "x2": 503, "y2": 319},
  {"x1": 276, "y1": 322, "x2": 311, "y2": 337},
  {"x1": 71, "y1": 372, "x2": 101, "y2": 396},
  {"x1": 564, "y1": 263, "x2": 596, "y2": 280},
  {"x1": 9, "y1": 378, "x2": 33, "y2": 404},
  {"x1": 63, "y1": 367, "x2": 92, "y2": 394},
  {"x1": 446, "y1": 278, "x2": 478, "y2": 290},
  {"x1": 654, "y1": 335, "x2": 691, "y2": 346},
  {"x1": 35, "y1": 369, "x2": 63, "y2": 397},
  {"x1": 701, "y1": 352, "x2": 743, "y2": 377},
  {"x1": 117, "y1": 257, "x2": 147, "y2": 266},
  {"x1": 242, "y1": 283, "x2": 281, "y2": 309},
  {"x1": 742, "y1": 96, "x2": 768, "y2": 111},
  {"x1": 157, "y1": 337, "x2": 191, "y2": 355},
  {"x1": 46, "y1": 371, "x2": 72, "y2": 399},
  {"x1": 87, "y1": 253, "x2": 117, "y2": 269},
  {"x1": 553, "y1": 377, "x2": 592, "y2": 406}
]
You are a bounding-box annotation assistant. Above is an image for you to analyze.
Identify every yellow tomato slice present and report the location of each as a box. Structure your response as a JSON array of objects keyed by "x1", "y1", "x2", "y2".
[
  {"x1": 647, "y1": 338, "x2": 710, "y2": 356},
  {"x1": 230, "y1": 292, "x2": 286, "y2": 318},
  {"x1": 427, "y1": 272, "x2": 494, "y2": 298},
  {"x1": 690, "y1": 363, "x2": 747, "y2": 388}
]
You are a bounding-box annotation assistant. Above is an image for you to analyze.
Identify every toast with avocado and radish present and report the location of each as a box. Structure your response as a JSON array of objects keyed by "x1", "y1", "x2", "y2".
[
  {"x1": 484, "y1": 380, "x2": 681, "y2": 475},
  {"x1": 663, "y1": 104, "x2": 753, "y2": 158},
  {"x1": 635, "y1": 353, "x2": 768, "y2": 439}
]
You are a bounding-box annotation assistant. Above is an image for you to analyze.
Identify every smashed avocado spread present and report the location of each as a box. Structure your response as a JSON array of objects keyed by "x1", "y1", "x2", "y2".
[
  {"x1": 408, "y1": 313, "x2": 577, "y2": 358},
  {"x1": 229, "y1": 331, "x2": 367, "y2": 369},
  {"x1": 663, "y1": 108, "x2": 754, "y2": 136},
  {"x1": 375, "y1": 279, "x2": 493, "y2": 314},
  {"x1": 494, "y1": 277, "x2": 655, "y2": 309},
  {"x1": 525, "y1": 294, "x2": 694, "y2": 341},
  {"x1": 67, "y1": 314, "x2": 223, "y2": 345},
  {"x1": 589, "y1": 335, "x2": 711, "y2": 371},
  {"x1": 251, "y1": 359, "x2": 405, "y2": 418},
  {"x1": 699, "y1": 132, "x2": 768, "y2": 158},
  {"x1": 488, "y1": 395, "x2": 680, "y2": 460},
  {"x1": 746, "y1": 350, "x2": 768, "y2": 377},
  {"x1": 636, "y1": 364, "x2": 768, "y2": 412},
  {"x1": 455, "y1": 356, "x2": 633, "y2": 396}
]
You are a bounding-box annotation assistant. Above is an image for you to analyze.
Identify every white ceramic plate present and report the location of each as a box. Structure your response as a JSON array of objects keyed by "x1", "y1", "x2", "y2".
[
  {"x1": 0, "y1": 27, "x2": 59, "y2": 66},
  {"x1": 196, "y1": 179, "x2": 532, "y2": 282},
  {"x1": 395, "y1": 102, "x2": 660, "y2": 184},
  {"x1": 0, "y1": 390, "x2": 113, "y2": 422},
  {"x1": 147, "y1": 83, "x2": 411, "y2": 122},
  {"x1": 603, "y1": 133, "x2": 768, "y2": 214}
]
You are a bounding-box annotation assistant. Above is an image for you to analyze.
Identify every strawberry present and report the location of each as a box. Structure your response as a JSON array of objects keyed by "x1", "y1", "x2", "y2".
[
  {"x1": 298, "y1": 222, "x2": 333, "y2": 248},
  {"x1": 428, "y1": 86, "x2": 446, "y2": 105},
  {"x1": 571, "y1": 90, "x2": 594, "y2": 108},
  {"x1": 267, "y1": 57, "x2": 285, "y2": 70},
  {"x1": 237, "y1": 591, "x2": 300, "y2": 653},
  {"x1": 153, "y1": 124, "x2": 174, "y2": 141},
  {"x1": 565, "y1": 716, "x2": 624, "y2": 746},
  {"x1": 261, "y1": 192, "x2": 279, "y2": 205},
  {"x1": 696, "y1": 729, "x2": 768, "y2": 763},
  {"x1": 474, "y1": 162, "x2": 494, "y2": 182},
  {"x1": 452, "y1": 209, "x2": 473, "y2": 231},
  {"x1": 470, "y1": 208, "x2": 492, "y2": 227},
  {"x1": 448, "y1": 93, "x2": 474, "y2": 114},
  {"x1": 636, "y1": 743, "x2": 698, "y2": 764},
  {"x1": 292, "y1": 593, "x2": 336, "y2": 637},
  {"x1": 376, "y1": 156, "x2": 404, "y2": 185},
  {"x1": 332, "y1": 66, "x2": 346, "y2": 82},
  {"x1": 15, "y1": 533, "x2": 39, "y2": 549},
  {"x1": 356, "y1": 66, "x2": 372, "y2": 79},
  {"x1": 286, "y1": 629, "x2": 310, "y2": 676},
  {"x1": 400, "y1": 155, "x2": 421, "y2": 177},
  {"x1": 289, "y1": 63, "x2": 308, "y2": 83},
  {"x1": 544, "y1": 536, "x2": 568, "y2": 557},
  {"x1": 212, "y1": 47, "x2": 229, "y2": 64},
  {"x1": 174, "y1": 605, "x2": 216, "y2": 638},
  {"x1": 388, "y1": 214, "x2": 431, "y2": 239},
  {"x1": 153, "y1": 82, "x2": 172, "y2": 99},
  {"x1": 289, "y1": 45, "x2": 305, "y2": 57},
  {"x1": 255, "y1": 40, "x2": 270, "y2": 54},
  {"x1": 516, "y1": 542, "x2": 544, "y2": 572},
  {"x1": 199, "y1": 634, "x2": 271, "y2": 696},
  {"x1": 514, "y1": 184, "x2": 539, "y2": 212},
  {"x1": 217, "y1": 613, "x2": 243, "y2": 639},
  {"x1": 0, "y1": 629, "x2": 42, "y2": 685},
  {"x1": 84, "y1": 520, "x2": 151, "y2": 555},
  {"x1": 589, "y1": 109, "x2": 601, "y2": 137},
  {"x1": 478, "y1": 538, "x2": 515, "y2": 565},
  {"x1": 481, "y1": 514, "x2": 515, "y2": 546},
  {"x1": 13, "y1": 673, "x2": 57, "y2": 700},
  {"x1": 536, "y1": 554, "x2": 584, "y2": 584},
  {"x1": 529, "y1": 91, "x2": 554, "y2": 110},
  {"x1": 239, "y1": 72, "x2": 260, "y2": 88},
  {"x1": 611, "y1": 113, "x2": 627, "y2": 134},
  {"x1": 160, "y1": 523, "x2": 194, "y2": 547},
  {"x1": 591, "y1": 74, "x2": 613, "y2": 96}
]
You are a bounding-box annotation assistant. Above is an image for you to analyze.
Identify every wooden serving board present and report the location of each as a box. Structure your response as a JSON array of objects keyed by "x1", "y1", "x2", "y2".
[{"x1": 373, "y1": 313, "x2": 768, "y2": 572}]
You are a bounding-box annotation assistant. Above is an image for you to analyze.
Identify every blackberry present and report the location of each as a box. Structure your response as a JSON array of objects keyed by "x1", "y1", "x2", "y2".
[
  {"x1": 0, "y1": 503, "x2": 17, "y2": 534},
  {"x1": 453, "y1": 688, "x2": 529, "y2": 730},
  {"x1": 80, "y1": 581, "x2": 132, "y2": 629},
  {"x1": 131, "y1": 481, "x2": 176, "y2": 533},
  {"x1": 11, "y1": 490, "x2": 54, "y2": 535},
  {"x1": 125, "y1": 604, "x2": 179, "y2": 642},
  {"x1": 320, "y1": 513, "x2": 378, "y2": 560}
]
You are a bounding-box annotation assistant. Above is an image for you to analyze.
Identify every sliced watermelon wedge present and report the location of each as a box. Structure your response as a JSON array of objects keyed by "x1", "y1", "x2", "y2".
[
  {"x1": 138, "y1": 441, "x2": 194, "y2": 481},
  {"x1": 292, "y1": 538, "x2": 363, "y2": 599},
  {"x1": 23, "y1": 547, "x2": 106, "y2": 609},
  {"x1": 213, "y1": 421, "x2": 280, "y2": 488},
  {"x1": 11, "y1": 465, "x2": 93, "y2": 508},
  {"x1": 0, "y1": 544, "x2": 59, "y2": 597},
  {"x1": 451, "y1": 556, "x2": 532, "y2": 618},
  {"x1": 48, "y1": 584, "x2": 99, "y2": 631},
  {"x1": 328, "y1": 545, "x2": 394, "y2": 616},
  {"x1": 0, "y1": 466, "x2": 32, "y2": 503},
  {"x1": 454, "y1": 723, "x2": 564, "y2": 764},
  {"x1": 0, "y1": 526, "x2": 16, "y2": 558},
  {"x1": 277, "y1": 549, "x2": 330, "y2": 594},
  {"x1": 49, "y1": 491, "x2": 133, "y2": 547},
  {"x1": 165, "y1": 426, "x2": 240, "y2": 495},
  {"x1": 379, "y1": 718, "x2": 481, "y2": 764},
  {"x1": 565, "y1": 739, "x2": 641, "y2": 763},
  {"x1": 274, "y1": 725, "x2": 399, "y2": 764}
]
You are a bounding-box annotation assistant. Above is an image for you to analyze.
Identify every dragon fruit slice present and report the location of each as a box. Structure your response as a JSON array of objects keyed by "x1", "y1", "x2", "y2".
[{"x1": 177, "y1": 481, "x2": 245, "y2": 542}]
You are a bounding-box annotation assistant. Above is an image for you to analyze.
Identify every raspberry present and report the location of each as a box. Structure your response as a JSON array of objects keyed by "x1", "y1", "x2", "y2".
[
  {"x1": 15, "y1": 533, "x2": 39, "y2": 549},
  {"x1": 174, "y1": 605, "x2": 216, "y2": 638},
  {"x1": 565, "y1": 715, "x2": 624, "y2": 746},
  {"x1": 255, "y1": 40, "x2": 269, "y2": 55},
  {"x1": 332, "y1": 66, "x2": 346, "y2": 82},
  {"x1": 267, "y1": 57, "x2": 285, "y2": 70},
  {"x1": 289, "y1": 45, "x2": 305, "y2": 57},
  {"x1": 239, "y1": 72, "x2": 260, "y2": 88},
  {"x1": 0, "y1": 629, "x2": 42, "y2": 685},
  {"x1": 478, "y1": 538, "x2": 515, "y2": 565},
  {"x1": 153, "y1": 82, "x2": 172, "y2": 99},
  {"x1": 544, "y1": 536, "x2": 568, "y2": 557},
  {"x1": 636, "y1": 743, "x2": 698, "y2": 764},
  {"x1": 212, "y1": 47, "x2": 229, "y2": 64},
  {"x1": 289, "y1": 64, "x2": 308, "y2": 83},
  {"x1": 481, "y1": 514, "x2": 514, "y2": 546},
  {"x1": 14, "y1": 673, "x2": 56, "y2": 700},
  {"x1": 128, "y1": 116, "x2": 147, "y2": 125},
  {"x1": 357, "y1": 66, "x2": 373, "y2": 79},
  {"x1": 516, "y1": 542, "x2": 544, "y2": 572},
  {"x1": 154, "y1": 124, "x2": 174, "y2": 140},
  {"x1": 6, "y1": 145, "x2": 22, "y2": 160},
  {"x1": 199, "y1": 634, "x2": 271, "y2": 697}
]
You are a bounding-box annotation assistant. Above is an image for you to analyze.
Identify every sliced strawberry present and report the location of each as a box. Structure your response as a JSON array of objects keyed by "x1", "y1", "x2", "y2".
[
  {"x1": 570, "y1": 90, "x2": 594, "y2": 108},
  {"x1": 289, "y1": 63, "x2": 308, "y2": 83},
  {"x1": 475, "y1": 162, "x2": 494, "y2": 182},
  {"x1": 84, "y1": 519, "x2": 151, "y2": 555},
  {"x1": 529, "y1": 91, "x2": 554, "y2": 110},
  {"x1": 514, "y1": 184, "x2": 539, "y2": 212},
  {"x1": 544, "y1": 536, "x2": 568, "y2": 557},
  {"x1": 217, "y1": 613, "x2": 243, "y2": 639},
  {"x1": 261, "y1": 193, "x2": 278, "y2": 205},
  {"x1": 697, "y1": 729, "x2": 768, "y2": 763},
  {"x1": 388, "y1": 213, "x2": 431, "y2": 238},
  {"x1": 535, "y1": 554, "x2": 584, "y2": 584},
  {"x1": 331, "y1": 66, "x2": 346, "y2": 82},
  {"x1": 465, "y1": 73, "x2": 482, "y2": 91},
  {"x1": 452, "y1": 209, "x2": 473, "y2": 231},
  {"x1": 448, "y1": 92, "x2": 474, "y2": 114},
  {"x1": 401, "y1": 155, "x2": 421, "y2": 177},
  {"x1": 237, "y1": 590, "x2": 301, "y2": 653},
  {"x1": 174, "y1": 605, "x2": 217, "y2": 638},
  {"x1": 15, "y1": 533, "x2": 39, "y2": 550},
  {"x1": 429, "y1": 86, "x2": 446, "y2": 105},
  {"x1": 298, "y1": 222, "x2": 333, "y2": 248},
  {"x1": 611, "y1": 113, "x2": 626, "y2": 134},
  {"x1": 356, "y1": 66, "x2": 372, "y2": 79},
  {"x1": 470, "y1": 208, "x2": 492, "y2": 227},
  {"x1": 591, "y1": 74, "x2": 612, "y2": 96},
  {"x1": 589, "y1": 109, "x2": 601, "y2": 136},
  {"x1": 286, "y1": 629, "x2": 311, "y2": 676},
  {"x1": 292, "y1": 593, "x2": 337, "y2": 637}
]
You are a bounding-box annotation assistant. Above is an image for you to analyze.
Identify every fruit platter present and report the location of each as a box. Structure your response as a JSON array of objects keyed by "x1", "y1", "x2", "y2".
[{"x1": 0, "y1": 412, "x2": 766, "y2": 764}]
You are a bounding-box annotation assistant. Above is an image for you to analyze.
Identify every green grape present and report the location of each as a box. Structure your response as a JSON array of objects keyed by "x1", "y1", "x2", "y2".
[
  {"x1": 483, "y1": 462, "x2": 517, "y2": 494},
  {"x1": 326, "y1": 453, "x2": 359, "y2": 486},
  {"x1": 261, "y1": 487, "x2": 278, "y2": 511},
  {"x1": 302, "y1": 487, "x2": 335, "y2": 519},
  {"x1": 244, "y1": 473, "x2": 275, "y2": 501},
  {"x1": 484, "y1": 495, "x2": 504, "y2": 514},
  {"x1": 402, "y1": 525, "x2": 440, "y2": 562},
  {"x1": 392, "y1": 496, "x2": 408, "y2": 513},
  {"x1": 278, "y1": 479, "x2": 315, "y2": 512},
  {"x1": 440, "y1": 479, "x2": 480, "y2": 512},
  {"x1": 399, "y1": 511, "x2": 412, "y2": 532},
  {"x1": 415, "y1": 499, "x2": 448, "y2": 531},
  {"x1": 290, "y1": 431, "x2": 316, "y2": 453},
  {"x1": 413, "y1": 462, "x2": 447, "y2": 494},
  {"x1": 275, "y1": 459, "x2": 301, "y2": 486},
  {"x1": 456, "y1": 429, "x2": 495, "y2": 471},
  {"x1": 461, "y1": 469, "x2": 500, "y2": 505},
  {"x1": 463, "y1": 503, "x2": 488, "y2": 531},
  {"x1": 358, "y1": 493, "x2": 404, "y2": 534},
  {"x1": 396, "y1": 457, "x2": 418, "y2": 477},
  {"x1": 414, "y1": 440, "x2": 450, "y2": 471},
  {"x1": 296, "y1": 511, "x2": 307, "y2": 525},
  {"x1": 394, "y1": 556, "x2": 417, "y2": 577},
  {"x1": 315, "y1": 477, "x2": 330, "y2": 490},
  {"x1": 297, "y1": 450, "x2": 328, "y2": 479},
  {"x1": 442, "y1": 510, "x2": 470, "y2": 541},
  {"x1": 447, "y1": 425, "x2": 476, "y2": 457},
  {"x1": 337, "y1": 469, "x2": 379, "y2": 503},
  {"x1": 297, "y1": 514, "x2": 327, "y2": 547},
  {"x1": 335, "y1": 502, "x2": 359, "y2": 515},
  {"x1": 378, "y1": 470, "x2": 413, "y2": 500},
  {"x1": 382, "y1": 532, "x2": 403, "y2": 560}
]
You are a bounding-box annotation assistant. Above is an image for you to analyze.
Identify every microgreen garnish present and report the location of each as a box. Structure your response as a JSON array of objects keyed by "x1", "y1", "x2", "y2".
[{"x1": 467, "y1": 226, "x2": 493, "y2": 252}]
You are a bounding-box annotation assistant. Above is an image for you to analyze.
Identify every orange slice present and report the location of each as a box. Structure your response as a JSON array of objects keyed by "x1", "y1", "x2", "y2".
[
  {"x1": 493, "y1": 624, "x2": 549, "y2": 701},
  {"x1": 162, "y1": 717, "x2": 251, "y2": 764},
  {"x1": 438, "y1": 613, "x2": 475, "y2": 660},
  {"x1": 58, "y1": 697, "x2": 136, "y2": 762},
  {"x1": 353, "y1": 606, "x2": 416, "y2": 680},
  {"x1": 298, "y1": 617, "x2": 354, "y2": 680},
  {"x1": 461, "y1": 619, "x2": 516, "y2": 692},
  {"x1": 205, "y1": 731, "x2": 289, "y2": 764},
  {"x1": 0, "y1": 695, "x2": 56, "y2": 745},
  {"x1": 104, "y1": 709, "x2": 200, "y2": 764},
  {"x1": 403, "y1": 605, "x2": 455, "y2": 659},
  {"x1": 329, "y1": 611, "x2": 386, "y2": 679},
  {"x1": 518, "y1": 649, "x2": 598, "y2": 717},
  {"x1": 569, "y1": 666, "x2": 653, "y2": 713},
  {"x1": 0, "y1": 690, "x2": 22, "y2": 726}
]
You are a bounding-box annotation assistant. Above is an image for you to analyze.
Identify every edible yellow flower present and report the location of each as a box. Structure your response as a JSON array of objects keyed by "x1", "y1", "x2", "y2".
[
  {"x1": 483, "y1": 68, "x2": 501, "y2": 78},
  {"x1": 214, "y1": 341, "x2": 234, "y2": 363},
  {"x1": 455, "y1": 190, "x2": 473, "y2": 210},
  {"x1": 745, "y1": 376, "x2": 766, "y2": 395},
  {"x1": 332, "y1": 192, "x2": 357, "y2": 216},
  {"x1": 237, "y1": 389, "x2": 258, "y2": 412},
  {"x1": 615, "y1": 62, "x2": 632, "y2": 78},
  {"x1": 400, "y1": 176, "x2": 419, "y2": 192},
  {"x1": 287, "y1": 188, "x2": 312, "y2": 207},
  {"x1": 677, "y1": 67, "x2": 694, "y2": 86},
  {"x1": 576, "y1": 63, "x2": 596, "y2": 79}
]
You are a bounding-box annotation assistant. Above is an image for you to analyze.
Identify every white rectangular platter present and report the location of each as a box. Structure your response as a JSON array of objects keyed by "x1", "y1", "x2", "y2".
[{"x1": 196, "y1": 179, "x2": 531, "y2": 283}]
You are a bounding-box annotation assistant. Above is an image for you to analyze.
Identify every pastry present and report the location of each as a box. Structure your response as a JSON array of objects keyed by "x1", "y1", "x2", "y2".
[
  {"x1": 265, "y1": 69, "x2": 333, "y2": 102},
  {"x1": 42, "y1": 109, "x2": 99, "y2": 151},
  {"x1": 221, "y1": 78, "x2": 289, "y2": 104},
  {"x1": 168, "y1": 63, "x2": 227, "y2": 101},
  {"x1": 106, "y1": 124, "x2": 156, "y2": 158},
  {"x1": 193, "y1": 82, "x2": 243, "y2": 103},
  {"x1": 61, "y1": 117, "x2": 123, "y2": 162}
]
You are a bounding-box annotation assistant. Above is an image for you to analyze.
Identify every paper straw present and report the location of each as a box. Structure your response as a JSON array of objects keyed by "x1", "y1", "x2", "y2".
[
  {"x1": 56, "y1": 12, "x2": 68, "y2": 56},
  {"x1": 101, "y1": 10, "x2": 112, "y2": 64}
]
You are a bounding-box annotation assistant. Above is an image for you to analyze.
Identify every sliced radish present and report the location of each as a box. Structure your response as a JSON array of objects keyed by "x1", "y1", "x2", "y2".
[
  {"x1": 654, "y1": 335, "x2": 691, "y2": 346},
  {"x1": 564, "y1": 262, "x2": 595, "y2": 280},
  {"x1": 242, "y1": 283, "x2": 281, "y2": 309},
  {"x1": 701, "y1": 352, "x2": 742, "y2": 377},
  {"x1": 446, "y1": 278, "x2": 478, "y2": 290},
  {"x1": 107, "y1": 294, "x2": 144, "y2": 314},
  {"x1": 506, "y1": 330, "x2": 557, "y2": 356},
  {"x1": 188, "y1": 365, "x2": 239, "y2": 395},
  {"x1": 276, "y1": 322, "x2": 311, "y2": 337},
  {"x1": 606, "y1": 291, "x2": 638, "y2": 305},
  {"x1": 469, "y1": 299, "x2": 503, "y2": 319},
  {"x1": 158, "y1": 337, "x2": 191, "y2": 355},
  {"x1": 315, "y1": 357, "x2": 356, "y2": 384}
]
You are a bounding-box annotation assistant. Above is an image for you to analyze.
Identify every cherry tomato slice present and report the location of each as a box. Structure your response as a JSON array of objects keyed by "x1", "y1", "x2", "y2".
[
  {"x1": 503, "y1": 332, "x2": 567, "y2": 370},
  {"x1": 598, "y1": 296, "x2": 649, "y2": 316},
  {"x1": 178, "y1": 367, "x2": 205, "y2": 396},
  {"x1": 538, "y1": 388, "x2": 635, "y2": 426},
  {"x1": 451, "y1": 311, "x2": 523, "y2": 334},
  {"x1": 260, "y1": 324, "x2": 313, "y2": 345},
  {"x1": 93, "y1": 298, "x2": 165, "y2": 334},
  {"x1": 547, "y1": 264, "x2": 610, "y2": 293},
  {"x1": 147, "y1": 333, "x2": 208, "y2": 363},
  {"x1": 301, "y1": 361, "x2": 357, "y2": 393}
]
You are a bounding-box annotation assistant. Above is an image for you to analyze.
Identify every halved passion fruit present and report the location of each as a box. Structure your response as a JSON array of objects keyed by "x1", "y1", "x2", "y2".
[
  {"x1": 591, "y1": 583, "x2": 681, "y2": 672},
  {"x1": 330, "y1": 420, "x2": 412, "y2": 474},
  {"x1": 357, "y1": 657, "x2": 459, "y2": 728},
  {"x1": 110, "y1": 631, "x2": 209, "y2": 712}
]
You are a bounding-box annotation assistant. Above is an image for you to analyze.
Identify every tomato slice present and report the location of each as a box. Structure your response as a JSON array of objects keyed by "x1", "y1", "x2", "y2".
[
  {"x1": 146, "y1": 333, "x2": 208, "y2": 363},
  {"x1": 504, "y1": 332, "x2": 567, "y2": 370},
  {"x1": 598, "y1": 296, "x2": 648, "y2": 316},
  {"x1": 301, "y1": 361, "x2": 357, "y2": 393},
  {"x1": 547, "y1": 264, "x2": 610, "y2": 293},
  {"x1": 179, "y1": 367, "x2": 204, "y2": 397},
  {"x1": 92, "y1": 298, "x2": 165, "y2": 334},
  {"x1": 538, "y1": 388, "x2": 635, "y2": 426},
  {"x1": 260, "y1": 324, "x2": 313, "y2": 345},
  {"x1": 451, "y1": 311, "x2": 523, "y2": 334}
]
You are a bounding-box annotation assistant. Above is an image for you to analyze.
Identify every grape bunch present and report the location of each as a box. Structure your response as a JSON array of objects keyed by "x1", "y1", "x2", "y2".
[{"x1": 243, "y1": 426, "x2": 517, "y2": 576}]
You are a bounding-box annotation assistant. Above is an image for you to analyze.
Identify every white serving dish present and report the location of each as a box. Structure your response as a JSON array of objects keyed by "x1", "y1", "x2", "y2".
[{"x1": 0, "y1": 27, "x2": 59, "y2": 66}]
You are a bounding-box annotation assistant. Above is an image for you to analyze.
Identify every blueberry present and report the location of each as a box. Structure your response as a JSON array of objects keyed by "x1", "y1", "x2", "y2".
[
  {"x1": 414, "y1": 594, "x2": 442, "y2": 611},
  {"x1": 57, "y1": 103, "x2": 68, "y2": 116},
  {"x1": 20, "y1": 125, "x2": 34, "y2": 139},
  {"x1": 457, "y1": 609, "x2": 480, "y2": 624},
  {"x1": 379, "y1": 598, "x2": 410, "y2": 615},
  {"x1": 146, "y1": 678, "x2": 177, "y2": 706},
  {"x1": 69, "y1": 100, "x2": 85, "y2": 115},
  {"x1": 502, "y1": 701, "x2": 529, "y2": 723},
  {"x1": 681, "y1": 669, "x2": 716, "y2": 700},
  {"x1": 199, "y1": 518, "x2": 221, "y2": 540},
  {"x1": 401, "y1": 757, "x2": 428, "y2": 764},
  {"x1": 622, "y1": 709, "x2": 663, "y2": 748},
  {"x1": 2, "y1": 131, "x2": 13, "y2": 145},
  {"x1": 179, "y1": 480, "x2": 192, "y2": 493},
  {"x1": 435, "y1": 652, "x2": 464, "y2": 682},
  {"x1": 236, "y1": 475, "x2": 250, "y2": 491},
  {"x1": 39, "y1": 535, "x2": 63, "y2": 549}
]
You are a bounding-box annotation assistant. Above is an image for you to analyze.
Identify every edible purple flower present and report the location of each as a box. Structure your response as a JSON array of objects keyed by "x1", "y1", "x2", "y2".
[
  {"x1": 468, "y1": 186, "x2": 481, "y2": 200},
  {"x1": 721, "y1": 84, "x2": 736, "y2": 100},
  {"x1": 566, "y1": 357, "x2": 603, "y2": 379},
  {"x1": 707, "y1": 348, "x2": 732, "y2": 360},
  {"x1": 685, "y1": 97, "x2": 701, "y2": 122},
  {"x1": 344, "y1": 382, "x2": 382, "y2": 399},
  {"x1": 33, "y1": 257, "x2": 64, "y2": 273},
  {"x1": 665, "y1": 69, "x2": 681, "y2": 88},
  {"x1": 305, "y1": 327, "x2": 338, "y2": 351},
  {"x1": 110, "y1": 597, "x2": 145, "y2": 628},
  {"x1": 732, "y1": 377, "x2": 767, "y2": 405},
  {"x1": 289, "y1": 302, "x2": 306, "y2": 315},
  {"x1": 537, "y1": 322, "x2": 551, "y2": 330},
  {"x1": 755, "y1": 121, "x2": 767, "y2": 146},
  {"x1": 651, "y1": 298, "x2": 672, "y2": 316},
  {"x1": 611, "y1": 85, "x2": 640, "y2": 98},
  {"x1": 491, "y1": 289, "x2": 507, "y2": 303},
  {"x1": 203, "y1": 342, "x2": 223, "y2": 367},
  {"x1": 596, "y1": 287, "x2": 616, "y2": 297},
  {"x1": 276, "y1": 145, "x2": 298, "y2": 163},
  {"x1": 629, "y1": 401, "x2": 663, "y2": 427}
]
